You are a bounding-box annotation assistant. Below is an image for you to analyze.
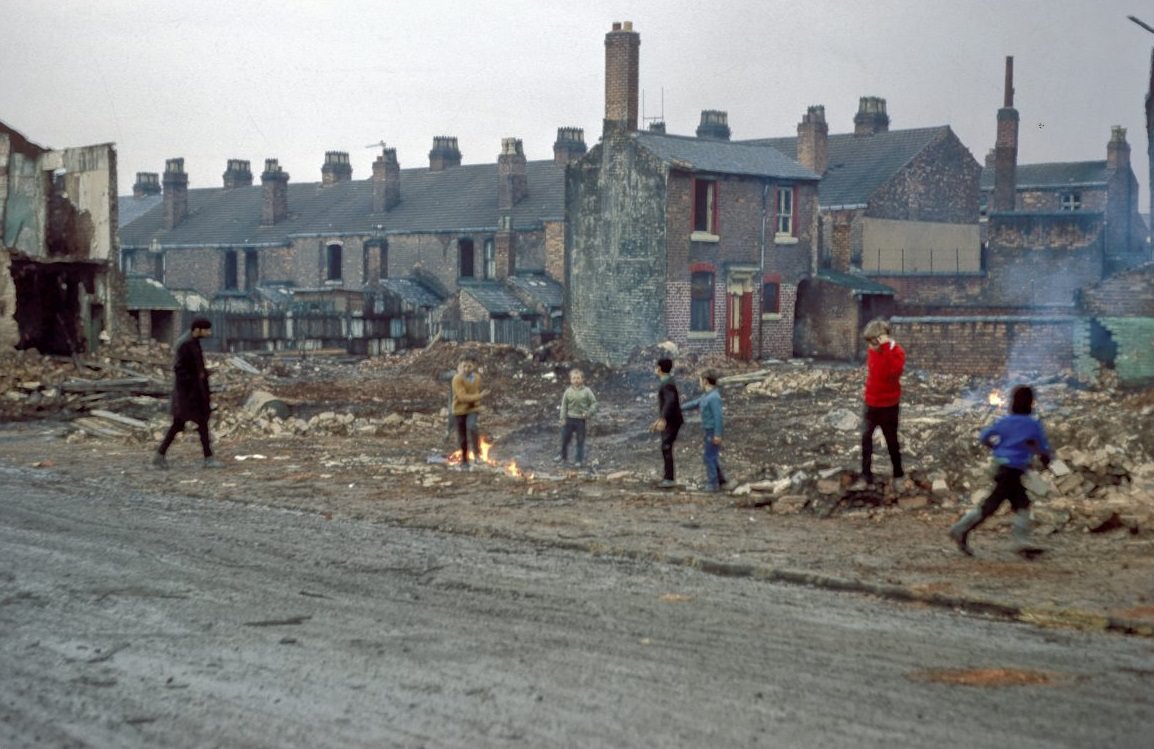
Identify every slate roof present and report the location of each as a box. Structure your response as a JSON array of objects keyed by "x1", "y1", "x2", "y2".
[
  {"x1": 814, "y1": 269, "x2": 896, "y2": 296},
  {"x1": 379, "y1": 277, "x2": 445, "y2": 308},
  {"x1": 743, "y1": 126, "x2": 952, "y2": 209},
  {"x1": 119, "y1": 160, "x2": 566, "y2": 249},
  {"x1": 506, "y1": 273, "x2": 564, "y2": 309},
  {"x1": 124, "y1": 273, "x2": 183, "y2": 310},
  {"x1": 979, "y1": 161, "x2": 1110, "y2": 191},
  {"x1": 459, "y1": 281, "x2": 532, "y2": 316},
  {"x1": 634, "y1": 132, "x2": 820, "y2": 182},
  {"x1": 117, "y1": 194, "x2": 162, "y2": 227}
]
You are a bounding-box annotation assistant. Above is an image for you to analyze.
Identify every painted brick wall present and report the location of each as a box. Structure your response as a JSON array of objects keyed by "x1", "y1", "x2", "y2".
[
  {"x1": 892, "y1": 317, "x2": 1075, "y2": 376},
  {"x1": 1095, "y1": 317, "x2": 1154, "y2": 383}
]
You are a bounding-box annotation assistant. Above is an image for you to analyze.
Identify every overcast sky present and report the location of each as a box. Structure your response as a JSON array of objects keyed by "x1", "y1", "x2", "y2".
[{"x1": 3, "y1": 0, "x2": 1151, "y2": 206}]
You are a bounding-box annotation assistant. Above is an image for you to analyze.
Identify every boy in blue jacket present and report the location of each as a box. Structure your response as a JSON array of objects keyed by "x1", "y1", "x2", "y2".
[
  {"x1": 949, "y1": 385, "x2": 1052, "y2": 556},
  {"x1": 682, "y1": 371, "x2": 727, "y2": 492}
]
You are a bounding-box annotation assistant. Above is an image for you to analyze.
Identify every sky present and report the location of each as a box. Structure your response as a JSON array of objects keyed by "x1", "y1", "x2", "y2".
[{"x1": 3, "y1": 0, "x2": 1152, "y2": 206}]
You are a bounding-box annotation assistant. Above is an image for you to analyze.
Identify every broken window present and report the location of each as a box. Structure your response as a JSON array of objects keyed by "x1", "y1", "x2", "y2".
[
  {"x1": 483, "y1": 238, "x2": 496, "y2": 279},
  {"x1": 326, "y1": 243, "x2": 343, "y2": 281},
  {"x1": 690, "y1": 271, "x2": 715, "y2": 331},
  {"x1": 693, "y1": 179, "x2": 718, "y2": 235},
  {"x1": 244, "y1": 249, "x2": 259, "y2": 291},
  {"x1": 776, "y1": 186, "x2": 796, "y2": 236},
  {"x1": 459, "y1": 238, "x2": 475, "y2": 278},
  {"x1": 1060, "y1": 191, "x2": 1082, "y2": 211}
]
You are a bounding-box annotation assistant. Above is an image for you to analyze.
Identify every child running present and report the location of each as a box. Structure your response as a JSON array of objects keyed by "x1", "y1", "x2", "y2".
[
  {"x1": 948, "y1": 385, "x2": 1052, "y2": 556},
  {"x1": 555, "y1": 368, "x2": 598, "y2": 468},
  {"x1": 682, "y1": 370, "x2": 727, "y2": 492}
]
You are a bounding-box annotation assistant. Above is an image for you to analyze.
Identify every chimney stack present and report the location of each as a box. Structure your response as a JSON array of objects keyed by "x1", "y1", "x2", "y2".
[
  {"x1": 992, "y1": 56, "x2": 1019, "y2": 212},
  {"x1": 372, "y1": 147, "x2": 400, "y2": 212},
  {"x1": 648, "y1": 121, "x2": 666, "y2": 134},
  {"x1": 162, "y1": 158, "x2": 188, "y2": 230},
  {"x1": 853, "y1": 96, "x2": 890, "y2": 137},
  {"x1": 321, "y1": 151, "x2": 352, "y2": 185},
  {"x1": 133, "y1": 172, "x2": 160, "y2": 198},
  {"x1": 696, "y1": 110, "x2": 731, "y2": 140},
  {"x1": 553, "y1": 127, "x2": 587, "y2": 164},
  {"x1": 222, "y1": 159, "x2": 253, "y2": 189},
  {"x1": 1107, "y1": 126, "x2": 1130, "y2": 171},
  {"x1": 796, "y1": 105, "x2": 829, "y2": 175},
  {"x1": 260, "y1": 158, "x2": 290, "y2": 226},
  {"x1": 498, "y1": 137, "x2": 528, "y2": 211},
  {"x1": 429, "y1": 136, "x2": 462, "y2": 171},
  {"x1": 603, "y1": 21, "x2": 640, "y2": 136}
]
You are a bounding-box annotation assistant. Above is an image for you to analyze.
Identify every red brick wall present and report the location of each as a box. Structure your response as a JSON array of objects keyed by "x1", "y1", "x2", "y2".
[
  {"x1": 868, "y1": 130, "x2": 981, "y2": 224},
  {"x1": 1081, "y1": 264, "x2": 1154, "y2": 316},
  {"x1": 892, "y1": 317, "x2": 1076, "y2": 376},
  {"x1": 544, "y1": 220, "x2": 565, "y2": 282}
]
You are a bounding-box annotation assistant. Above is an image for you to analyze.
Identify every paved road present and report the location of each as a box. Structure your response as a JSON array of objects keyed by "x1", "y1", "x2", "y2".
[{"x1": 1, "y1": 462, "x2": 1151, "y2": 748}]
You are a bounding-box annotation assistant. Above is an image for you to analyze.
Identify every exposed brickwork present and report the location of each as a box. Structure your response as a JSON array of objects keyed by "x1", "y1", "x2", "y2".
[
  {"x1": 867, "y1": 130, "x2": 981, "y2": 223},
  {"x1": 603, "y1": 23, "x2": 639, "y2": 134},
  {"x1": 874, "y1": 274, "x2": 984, "y2": 307},
  {"x1": 1081, "y1": 263, "x2": 1154, "y2": 316},
  {"x1": 458, "y1": 290, "x2": 490, "y2": 323},
  {"x1": 320, "y1": 151, "x2": 352, "y2": 186},
  {"x1": 162, "y1": 158, "x2": 188, "y2": 230},
  {"x1": 371, "y1": 149, "x2": 400, "y2": 213},
  {"x1": 543, "y1": 220, "x2": 565, "y2": 282},
  {"x1": 984, "y1": 213, "x2": 1105, "y2": 306},
  {"x1": 260, "y1": 159, "x2": 289, "y2": 226},
  {"x1": 892, "y1": 317, "x2": 1075, "y2": 376}
]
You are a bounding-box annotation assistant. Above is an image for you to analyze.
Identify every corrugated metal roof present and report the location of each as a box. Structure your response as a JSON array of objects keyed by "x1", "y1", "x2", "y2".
[
  {"x1": 125, "y1": 274, "x2": 183, "y2": 310},
  {"x1": 635, "y1": 132, "x2": 820, "y2": 181},
  {"x1": 743, "y1": 126, "x2": 951, "y2": 208},
  {"x1": 119, "y1": 160, "x2": 565, "y2": 249},
  {"x1": 979, "y1": 161, "x2": 1109, "y2": 191},
  {"x1": 815, "y1": 269, "x2": 896, "y2": 296}
]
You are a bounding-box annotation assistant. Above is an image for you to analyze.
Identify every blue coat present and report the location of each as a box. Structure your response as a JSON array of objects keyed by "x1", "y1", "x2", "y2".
[
  {"x1": 980, "y1": 414, "x2": 1051, "y2": 470},
  {"x1": 683, "y1": 388, "x2": 723, "y2": 437}
]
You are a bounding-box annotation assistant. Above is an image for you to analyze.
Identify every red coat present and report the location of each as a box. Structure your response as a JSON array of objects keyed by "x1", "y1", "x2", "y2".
[{"x1": 864, "y1": 340, "x2": 905, "y2": 407}]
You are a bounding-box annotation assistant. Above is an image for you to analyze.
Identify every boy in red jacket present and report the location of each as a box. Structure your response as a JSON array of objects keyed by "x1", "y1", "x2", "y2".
[{"x1": 857, "y1": 319, "x2": 905, "y2": 491}]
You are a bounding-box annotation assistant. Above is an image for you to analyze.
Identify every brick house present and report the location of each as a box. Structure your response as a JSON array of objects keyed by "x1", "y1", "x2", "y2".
[
  {"x1": 1, "y1": 120, "x2": 121, "y2": 355},
  {"x1": 118, "y1": 133, "x2": 576, "y2": 346},
  {"x1": 746, "y1": 100, "x2": 983, "y2": 358},
  {"x1": 567, "y1": 22, "x2": 820, "y2": 365}
]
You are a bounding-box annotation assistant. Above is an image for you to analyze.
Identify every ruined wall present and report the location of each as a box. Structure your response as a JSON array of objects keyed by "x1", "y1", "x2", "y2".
[
  {"x1": 1079, "y1": 264, "x2": 1154, "y2": 384},
  {"x1": 544, "y1": 219, "x2": 565, "y2": 282},
  {"x1": 891, "y1": 316, "x2": 1076, "y2": 376},
  {"x1": 794, "y1": 280, "x2": 862, "y2": 359},
  {"x1": 984, "y1": 212, "x2": 1105, "y2": 307},
  {"x1": 566, "y1": 137, "x2": 669, "y2": 365}
]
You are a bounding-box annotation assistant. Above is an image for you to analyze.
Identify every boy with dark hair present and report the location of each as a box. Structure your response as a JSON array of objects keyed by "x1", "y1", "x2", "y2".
[
  {"x1": 949, "y1": 385, "x2": 1052, "y2": 556},
  {"x1": 682, "y1": 370, "x2": 726, "y2": 492},
  {"x1": 451, "y1": 357, "x2": 487, "y2": 470},
  {"x1": 650, "y1": 357, "x2": 683, "y2": 488},
  {"x1": 154, "y1": 317, "x2": 222, "y2": 469}
]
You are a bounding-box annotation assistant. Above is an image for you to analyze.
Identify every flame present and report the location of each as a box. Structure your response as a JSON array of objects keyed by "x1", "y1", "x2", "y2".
[
  {"x1": 988, "y1": 390, "x2": 1005, "y2": 408},
  {"x1": 505, "y1": 461, "x2": 522, "y2": 478},
  {"x1": 446, "y1": 436, "x2": 495, "y2": 465}
]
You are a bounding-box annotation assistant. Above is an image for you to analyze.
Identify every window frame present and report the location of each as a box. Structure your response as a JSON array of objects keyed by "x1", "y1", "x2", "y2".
[
  {"x1": 483, "y1": 238, "x2": 496, "y2": 280},
  {"x1": 693, "y1": 178, "x2": 719, "y2": 236},
  {"x1": 325, "y1": 243, "x2": 343, "y2": 282},
  {"x1": 775, "y1": 185, "x2": 797, "y2": 237},
  {"x1": 224, "y1": 248, "x2": 239, "y2": 290},
  {"x1": 690, "y1": 269, "x2": 716, "y2": 332},
  {"x1": 762, "y1": 280, "x2": 781, "y2": 315},
  {"x1": 458, "y1": 237, "x2": 475, "y2": 278},
  {"x1": 1060, "y1": 191, "x2": 1082, "y2": 211}
]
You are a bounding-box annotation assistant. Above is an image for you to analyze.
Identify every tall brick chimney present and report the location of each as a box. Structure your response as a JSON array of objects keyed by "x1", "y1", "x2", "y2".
[
  {"x1": 696, "y1": 110, "x2": 731, "y2": 140},
  {"x1": 553, "y1": 127, "x2": 587, "y2": 164},
  {"x1": 162, "y1": 158, "x2": 188, "y2": 230},
  {"x1": 260, "y1": 158, "x2": 290, "y2": 226},
  {"x1": 371, "y1": 147, "x2": 400, "y2": 212},
  {"x1": 498, "y1": 137, "x2": 528, "y2": 210},
  {"x1": 992, "y1": 56, "x2": 1019, "y2": 212},
  {"x1": 133, "y1": 172, "x2": 160, "y2": 198},
  {"x1": 222, "y1": 159, "x2": 253, "y2": 189},
  {"x1": 1147, "y1": 48, "x2": 1154, "y2": 230},
  {"x1": 853, "y1": 97, "x2": 890, "y2": 137},
  {"x1": 796, "y1": 105, "x2": 828, "y2": 175},
  {"x1": 429, "y1": 136, "x2": 462, "y2": 171},
  {"x1": 1107, "y1": 126, "x2": 1130, "y2": 171},
  {"x1": 321, "y1": 151, "x2": 352, "y2": 185},
  {"x1": 603, "y1": 21, "x2": 640, "y2": 136}
]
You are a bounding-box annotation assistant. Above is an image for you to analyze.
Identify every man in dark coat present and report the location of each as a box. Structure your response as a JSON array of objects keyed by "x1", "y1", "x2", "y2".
[
  {"x1": 650, "y1": 357, "x2": 683, "y2": 488},
  {"x1": 153, "y1": 318, "x2": 222, "y2": 469}
]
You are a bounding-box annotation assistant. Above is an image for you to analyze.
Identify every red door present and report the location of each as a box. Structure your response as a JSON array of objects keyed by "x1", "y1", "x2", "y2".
[{"x1": 726, "y1": 292, "x2": 753, "y2": 360}]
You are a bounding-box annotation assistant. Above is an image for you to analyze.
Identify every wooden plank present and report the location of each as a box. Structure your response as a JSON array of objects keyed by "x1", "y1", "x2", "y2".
[{"x1": 89, "y1": 409, "x2": 152, "y2": 430}]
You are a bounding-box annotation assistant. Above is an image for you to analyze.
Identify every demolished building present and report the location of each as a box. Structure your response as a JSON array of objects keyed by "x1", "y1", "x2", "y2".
[{"x1": 1, "y1": 120, "x2": 120, "y2": 355}]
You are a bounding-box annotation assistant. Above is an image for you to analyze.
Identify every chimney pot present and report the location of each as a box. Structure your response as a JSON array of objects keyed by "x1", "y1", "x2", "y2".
[
  {"x1": 321, "y1": 150, "x2": 353, "y2": 185},
  {"x1": 222, "y1": 158, "x2": 253, "y2": 189},
  {"x1": 853, "y1": 97, "x2": 889, "y2": 136},
  {"x1": 429, "y1": 136, "x2": 462, "y2": 171},
  {"x1": 696, "y1": 109, "x2": 731, "y2": 140},
  {"x1": 553, "y1": 127, "x2": 588, "y2": 163}
]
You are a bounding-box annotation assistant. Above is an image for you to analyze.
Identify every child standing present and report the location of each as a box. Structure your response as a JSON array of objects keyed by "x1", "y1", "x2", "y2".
[
  {"x1": 650, "y1": 357, "x2": 683, "y2": 488},
  {"x1": 949, "y1": 385, "x2": 1052, "y2": 556},
  {"x1": 555, "y1": 369, "x2": 597, "y2": 468},
  {"x1": 682, "y1": 371, "x2": 727, "y2": 492},
  {"x1": 450, "y1": 357, "x2": 488, "y2": 470},
  {"x1": 858, "y1": 318, "x2": 906, "y2": 491}
]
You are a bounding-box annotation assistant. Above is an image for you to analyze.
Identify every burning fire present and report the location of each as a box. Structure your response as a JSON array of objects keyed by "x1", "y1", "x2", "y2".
[
  {"x1": 446, "y1": 436, "x2": 528, "y2": 478},
  {"x1": 988, "y1": 390, "x2": 1005, "y2": 408}
]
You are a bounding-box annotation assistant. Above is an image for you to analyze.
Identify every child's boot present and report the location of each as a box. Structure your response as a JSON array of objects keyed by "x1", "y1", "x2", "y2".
[
  {"x1": 1012, "y1": 509, "x2": 1043, "y2": 555},
  {"x1": 948, "y1": 509, "x2": 983, "y2": 556}
]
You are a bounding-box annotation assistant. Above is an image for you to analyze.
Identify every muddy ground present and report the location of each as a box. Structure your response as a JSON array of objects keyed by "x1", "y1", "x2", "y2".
[{"x1": 2, "y1": 341, "x2": 1154, "y2": 633}]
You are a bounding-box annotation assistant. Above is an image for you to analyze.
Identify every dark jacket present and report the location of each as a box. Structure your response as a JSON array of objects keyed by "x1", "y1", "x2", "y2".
[
  {"x1": 171, "y1": 334, "x2": 211, "y2": 421},
  {"x1": 657, "y1": 375, "x2": 683, "y2": 429}
]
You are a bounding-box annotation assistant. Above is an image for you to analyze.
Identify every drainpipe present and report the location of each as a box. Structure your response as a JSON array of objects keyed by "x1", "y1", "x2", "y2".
[{"x1": 758, "y1": 180, "x2": 769, "y2": 359}]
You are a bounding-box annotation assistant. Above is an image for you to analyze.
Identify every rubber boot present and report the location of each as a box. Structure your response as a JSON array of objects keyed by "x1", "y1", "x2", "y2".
[
  {"x1": 948, "y1": 509, "x2": 983, "y2": 556},
  {"x1": 1011, "y1": 509, "x2": 1042, "y2": 555}
]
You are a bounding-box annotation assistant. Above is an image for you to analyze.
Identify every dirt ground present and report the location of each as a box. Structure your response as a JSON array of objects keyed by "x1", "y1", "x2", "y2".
[{"x1": 3, "y1": 340, "x2": 1154, "y2": 635}]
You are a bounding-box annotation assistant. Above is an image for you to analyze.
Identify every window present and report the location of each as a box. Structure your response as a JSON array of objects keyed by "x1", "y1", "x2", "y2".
[
  {"x1": 459, "y1": 238, "x2": 475, "y2": 278},
  {"x1": 762, "y1": 281, "x2": 780, "y2": 315},
  {"x1": 690, "y1": 271, "x2": 715, "y2": 331},
  {"x1": 326, "y1": 243, "x2": 343, "y2": 281},
  {"x1": 483, "y1": 238, "x2": 496, "y2": 279},
  {"x1": 243, "y1": 249, "x2": 259, "y2": 290},
  {"x1": 362, "y1": 241, "x2": 387, "y2": 284},
  {"x1": 1060, "y1": 192, "x2": 1082, "y2": 211},
  {"x1": 693, "y1": 179, "x2": 718, "y2": 234},
  {"x1": 224, "y1": 249, "x2": 238, "y2": 290},
  {"x1": 776, "y1": 186, "x2": 796, "y2": 236}
]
